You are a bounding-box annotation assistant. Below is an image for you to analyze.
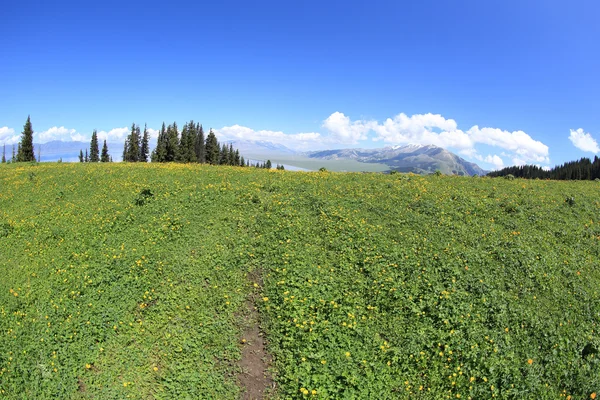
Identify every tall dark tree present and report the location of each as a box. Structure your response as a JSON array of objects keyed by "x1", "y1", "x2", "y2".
[
  {"x1": 151, "y1": 122, "x2": 167, "y2": 162},
  {"x1": 90, "y1": 130, "x2": 100, "y2": 162},
  {"x1": 17, "y1": 116, "x2": 35, "y2": 162},
  {"x1": 101, "y1": 140, "x2": 110, "y2": 162},
  {"x1": 265, "y1": 160, "x2": 272, "y2": 169},
  {"x1": 140, "y1": 124, "x2": 150, "y2": 162},
  {"x1": 2, "y1": 144, "x2": 6, "y2": 163},
  {"x1": 125, "y1": 123, "x2": 141, "y2": 162},
  {"x1": 219, "y1": 143, "x2": 228, "y2": 165},
  {"x1": 178, "y1": 121, "x2": 197, "y2": 163},
  {"x1": 165, "y1": 122, "x2": 179, "y2": 162},
  {"x1": 205, "y1": 129, "x2": 219, "y2": 164},
  {"x1": 79, "y1": 149, "x2": 84, "y2": 163},
  {"x1": 195, "y1": 123, "x2": 205, "y2": 163},
  {"x1": 85, "y1": 149, "x2": 89, "y2": 163},
  {"x1": 12, "y1": 145, "x2": 15, "y2": 162}
]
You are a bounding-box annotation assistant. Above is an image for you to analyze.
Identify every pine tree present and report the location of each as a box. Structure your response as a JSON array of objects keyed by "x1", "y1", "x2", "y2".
[
  {"x1": 219, "y1": 143, "x2": 228, "y2": 165},
  {"x1": 101, "y1": 140, "x2": 110, "y2": 162},
  {"x1": 2, "y1": 144, "x2": 6, "y2": 163},
  {"x1": 165, "y1": 123, "x2": 179, "y2": 162},
  {"x1": 205, "y1": 129, "x2": 219, "y2": 164},
  {"x1": 195, "y1": 124, "x2": 205, "y2": 163},
  {"x1": 85, "y1": 149, "x2": 89, "y2": 162},
  {"x1": 266, "y1": 160, "x2": 272, "y2": 169},
  {"x1": 240, "y1": 155, "x2": 245, "y2": 167},
  {"x1": 12, "y1": 145, "x2": 15, "y2": 162},
  {"x1": 79, "y1": 149, "x2": 84, "y2": 162},
  {"x1": 90, "y1": 130, "x2": 100, "y2": 162},
  {"x1": 17, "y1": 116, "x2": 35, "y2": 162},
  {"x1": 125, "y1": 123, "x2": 141, "y2": 162},
  {"x1": 151, "y1": 122, "x2": 167, "y2": 162},
  {"x1": 140, "y1": 124, "x2": 149, "y2": 162}
]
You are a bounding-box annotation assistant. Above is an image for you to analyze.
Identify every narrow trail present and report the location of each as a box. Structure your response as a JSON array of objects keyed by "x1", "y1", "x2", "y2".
[{"x1": 238, "y1": 271, "x2": 274, "y2": 399}]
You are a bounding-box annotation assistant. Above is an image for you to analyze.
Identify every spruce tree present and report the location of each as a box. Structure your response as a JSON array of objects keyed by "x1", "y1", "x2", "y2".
[
  {"x1": 205, "y1": 129, "x2": 219, "y2": 164},
  {"x1": 2, "y1": 144, "x2": 5, "y2": 163},
  {"x1": 17, "y1": 116, "x2": 35, "y2": 162},
  {"x1": 195, "y1": 123, "x2": 205, "y2": 163},
  {"x1": 125, "y1": 123, "x2": 141, "y2": 162},
  {"x1": 85, "y1": 149, "x2": 89, "y2": 162},
  {"x1": 79, "y1": 149, "x2": 84, "y2": 162},
  {"x1": 151, "y1": 122, "x2": 167, "y2": 162},
  {"x1": 90, "y1": 130, "x2": 100, "y2": 162},
  {"x1": 240, "y1": 155, "x2": 245, "y2": 167},
  {"x1": 266, "y1": 160, "x2": 272, "y2": 169},
  {"x1": 12, "y1": 145, "x2": 15, "y2": 162},
  {"x1": 219, "y1": 143, "x2": 228, "y2": 165},
  {"x1": 101, "y1": 140, "x2": 110, "y2": 162},
  {"x1": 165, "y1": 123, "x2": 179, "y2": 162},
  {"x1": 140, "y1": 124, "x2": 149, "y2": 162}
]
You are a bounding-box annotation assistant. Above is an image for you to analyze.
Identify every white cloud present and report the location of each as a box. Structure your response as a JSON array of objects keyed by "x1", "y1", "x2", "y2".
[
  {"x1": 37, "y1": 126, "x2": 78, "y2": 142},
  {"x1": 467, "y1": 126, "x2": 549, "y2": 163},
  {"x1": 569, "y1": 128, "x2": 599, "y2": 153},
  {"x1": 484, "y1": 154, "x2": 504, "y2": 170},
  {"x1": 97, "y1": 127, "x2": 130, "y2": 142},
  {"x1": 322, "y1": 112, "x2": 374, "y2": 144},
  {"x1": 0, "y1": 127, "x2": 19, "y2": 144},
  {"x1": 216, "y1": 124, "x2": 321, "y2": 150},
  {"x1": 147, "y1": 128, "x2": 159, "y2": 140}
]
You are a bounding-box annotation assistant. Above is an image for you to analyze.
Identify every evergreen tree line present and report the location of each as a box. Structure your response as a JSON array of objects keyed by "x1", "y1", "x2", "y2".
[
  {"x1": 79, "y1": 130, "x2": 112, "y2": 162},
  {"x1": 2, "y1": 116, "x2": 276, "y2": 171},
  {"x1": 150, "y1": 121, "x2": 247, "y2": 167},
  {"x1": 488, "y1": 156, "x2": 600, "y2": 180}
]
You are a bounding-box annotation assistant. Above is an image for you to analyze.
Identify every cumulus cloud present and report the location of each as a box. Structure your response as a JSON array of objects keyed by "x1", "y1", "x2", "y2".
[
  {"x1": 484, "y1": 154, "x2": 504, "y2": 170},
  {"x1": 322, "y1": 112, "x2": 374, "y2": 144},
  {"x1": 96, "y1": 127, "x2": 130, "y2": 142},
  {"x1": 37, "y1": 126, "x2": 78, "y2": 142},
  {"x1": 467, "y1": 126, "x2": 549, "y2": 163},
  {"x1": 0, "y1": 127, "x2": 19, "y2": 144},
  {"x1": 147, "y1": 128, "x2": 160, "y2": 140},
  {"x1": 216, "y1": 124, "x2": 321, "y2": 150},
  {"x1": 569, "y1": 128, "x2": 599, "y2": 153}
]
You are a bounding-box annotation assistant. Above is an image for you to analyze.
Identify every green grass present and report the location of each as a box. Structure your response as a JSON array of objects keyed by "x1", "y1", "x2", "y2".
[{"x1": 1, "y1": 163, "x2": 599, "y2": 399}]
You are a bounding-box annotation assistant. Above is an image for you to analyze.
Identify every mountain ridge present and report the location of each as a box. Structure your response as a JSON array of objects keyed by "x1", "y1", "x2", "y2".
[{"x1": 304, "y1": 144, "x2": 487, "y2": 176}]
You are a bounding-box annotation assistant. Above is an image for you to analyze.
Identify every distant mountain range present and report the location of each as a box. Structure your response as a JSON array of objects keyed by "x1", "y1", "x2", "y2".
[
  {"x1": 10, "y1": 140, "x2": 487, "y2": 175},
  {"x1": 305, "y1": 144, "x2": 487, "y2": 176}
]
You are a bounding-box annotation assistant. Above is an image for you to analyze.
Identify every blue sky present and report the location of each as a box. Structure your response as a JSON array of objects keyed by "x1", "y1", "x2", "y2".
[{"x1": 1, "y1": 0, "x2": 599, "y2": 169}]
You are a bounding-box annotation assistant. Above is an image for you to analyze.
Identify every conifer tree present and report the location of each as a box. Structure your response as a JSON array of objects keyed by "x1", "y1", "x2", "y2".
[
  {"x1": 195, "y1": 123, "x2": 205, "y2": 163},
  {"x1": 37, "y1": 145, "x2": 41, "y2": 162},
  {"x1": 165, "y1": 122, "x2": 179, "y2": 162},
  {"x1": 219, "y1": 143, "x2": 228, "y2": 165},
  {"x1": 90, "y1": 130, "x2": 100, "y2": 162},
  {"x1": 12, "y1": 145, "x2": 15, "y2": 162},
  {"x1": 140, "y1": 124, "x2": 149, "y2": 162},
  {"x1": 101, "y1": 140, "x2": 110, "y2": 162},
  {"x1": 85, "y1": 149, "x2": 89, "y2": 162},
  {"x1": 125, "y1": 123, "x2": 141, "y2": 162},
  {"x1": 2, "y1": 144, "x2": 5, "y2": 163},
  {"x1": 266, "y1": 160, "x2": 272, "y2": 169},
  {"x1": 205, "y1": 129, "x2": 219, "y2": 164},
  {"x1": 151, "y1": 122, "x2": 167, "y2": 162},
  {"x1": 240, "y1": 155, "x2": 245, "y2": 167},
  {"x1": 17, "y1": 116, "x2": 35, "y2": 162},
  {"x1": 79, "y1": 149, "x2": 84, "y2": 162}
]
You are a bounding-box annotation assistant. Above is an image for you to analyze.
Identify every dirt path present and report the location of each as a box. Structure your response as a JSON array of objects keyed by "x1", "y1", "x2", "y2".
[{"x1": 238, "y1": 273, "x2": 274, "y2": 399}]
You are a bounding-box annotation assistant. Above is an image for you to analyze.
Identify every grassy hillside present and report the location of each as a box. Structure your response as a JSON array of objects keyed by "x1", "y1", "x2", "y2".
[{"x1": 0, "y1": 163, "x2": 598, "y2": 399}]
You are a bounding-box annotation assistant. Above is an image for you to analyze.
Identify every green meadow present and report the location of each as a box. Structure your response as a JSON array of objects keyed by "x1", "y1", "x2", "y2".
[{"x1": 0, "y1": 163, "x2": 598, "y2": 399}]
